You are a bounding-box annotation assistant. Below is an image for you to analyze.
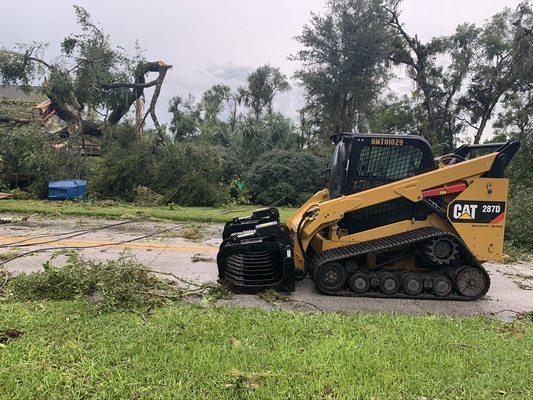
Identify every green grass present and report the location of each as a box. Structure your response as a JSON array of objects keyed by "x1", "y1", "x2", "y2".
[
  {"x1": 0, "y1": 200, "x2": 297, "y2": 223},
  {"x1": 0, "y1": 301, "x2": 531, "y2": 399}
]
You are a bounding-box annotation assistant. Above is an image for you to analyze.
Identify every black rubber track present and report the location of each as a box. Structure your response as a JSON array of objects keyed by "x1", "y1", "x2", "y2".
[{"x1": 308, "y1": 227, "x2": 490, "y2": 301}]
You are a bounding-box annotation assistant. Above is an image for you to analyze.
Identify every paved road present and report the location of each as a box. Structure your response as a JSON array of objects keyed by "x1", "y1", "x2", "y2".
[{"x1": 1, "y1": 213, "x2": 532, "y2": 321}]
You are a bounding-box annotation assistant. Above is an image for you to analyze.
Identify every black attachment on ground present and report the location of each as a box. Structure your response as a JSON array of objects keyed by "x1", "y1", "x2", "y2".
[
  {"x1": 218, "y1": 209, "x2": 294, "y2": 294},
  {"x1": 221, "y1": 207, "x2": 280, "y2": 241}
]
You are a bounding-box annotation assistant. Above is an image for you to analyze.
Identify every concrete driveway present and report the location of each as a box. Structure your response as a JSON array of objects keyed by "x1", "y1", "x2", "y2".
[{"x1": 1, "y1": 213, "x2": 531, "y2": 321}]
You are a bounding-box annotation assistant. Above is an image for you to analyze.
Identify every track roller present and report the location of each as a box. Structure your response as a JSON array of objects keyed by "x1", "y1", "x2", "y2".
[
  {"x1": 433, "y1": 276, "x2": 453, "y2": 297},
  {"x1": 379, "y1": 273, "x2": 399, "y2": 295},
  {"x1": 401, "y1": 274, "x2": 423, "y2": 296},
  {"x1": 348, "y1": 272, "x2": 370, "y2": 294}
]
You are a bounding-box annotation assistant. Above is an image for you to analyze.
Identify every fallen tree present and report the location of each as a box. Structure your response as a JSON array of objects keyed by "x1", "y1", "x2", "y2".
[{"x1": 0, "y1": 6, "x2": 171, "y2": 139}]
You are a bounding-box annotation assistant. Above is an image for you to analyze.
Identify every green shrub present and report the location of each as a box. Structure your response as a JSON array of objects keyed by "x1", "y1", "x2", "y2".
[
  {"x1": 86, "y1": 125, "x2": 232, "y2": 206},
  {"x1": 153, "y1": 142, "x2": 230, "y2": 206},
  {"x1": 247, "y1": 149, "x2": 326, "y2": 206},
  {"x1": 233, "y1": 113, "x2": 300, "y2": 165},
  {"x1": 133, "y1": 185, "x2": 165, "y2": 206},
  {"x1": 6, "y1": 188, "x2": 33, "y2": 199},
  {"x1": 227, "y1": 177, "x2": 251, "y2": 205},
  {"x1": 91, "y1": 125, "x2": 156, "y2": 201},
  {"x1": 0, "y1": 124, "x2": 90, "y2": 197},
  {"x1": 506, "y1": 185, "x2": 533, "y2": 251}
]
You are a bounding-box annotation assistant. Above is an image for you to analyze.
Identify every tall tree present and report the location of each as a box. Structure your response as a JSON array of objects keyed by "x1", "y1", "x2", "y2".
[
  {"x1": 199, "y1": 84, "x2": 232, "y2": 125},
  {"x1": 168, "y1": 84, "x2": 242, "y2": 143},
  {"x1": 199, "y1": 84, "x2": 243, "y2": 136},
  {"x1": 457, "y1": 2, "x2": 533, "y2": 143},
  {"x1": 494, "y1": 89, "x2": 532, "y2": 143},
  {"x1": 238, "y1": 65, "x2": 290, "y2": 119},
  {"x1": 0, "y1": 6, "x2": 171, "y2": 139},
  {"x1": 368, "y1": 94, "x2": 419, "y2": 135},
  {"x1": 168, "y1": 95, "x2": 200, "y2": 141},
  {"x1": 293, "y1": 0, "x2": 393, "y2": 134},
  {"x1": 387, "y1": 2, "x2": 479, "y2": 149}
]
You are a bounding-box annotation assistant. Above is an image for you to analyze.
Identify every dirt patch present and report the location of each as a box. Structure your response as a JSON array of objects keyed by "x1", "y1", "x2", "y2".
[
  {"x1": 0, "y1": 328, "x2": 24, "y2": 344},
  {"x1": 503, "y1": 271, "x2": 533, "y2": 290}
]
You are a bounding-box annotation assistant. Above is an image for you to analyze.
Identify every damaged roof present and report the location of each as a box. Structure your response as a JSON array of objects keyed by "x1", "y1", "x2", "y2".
[{"x1": 0, "y1": 85, "x2": 44, "y2": 102}]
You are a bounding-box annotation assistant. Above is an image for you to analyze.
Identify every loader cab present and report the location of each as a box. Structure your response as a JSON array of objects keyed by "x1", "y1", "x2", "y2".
[
  {"x1": 329, "y1": 133, "x2": 436, "y2": 198},
  {"x1": 329, "y1": 133, "x2": 437, "y2": 234}
]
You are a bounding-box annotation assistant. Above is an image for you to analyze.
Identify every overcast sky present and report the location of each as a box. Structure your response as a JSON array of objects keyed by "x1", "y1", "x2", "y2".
[{"x1": 0, "y1": 0, "x2": 523, "y2": 134}]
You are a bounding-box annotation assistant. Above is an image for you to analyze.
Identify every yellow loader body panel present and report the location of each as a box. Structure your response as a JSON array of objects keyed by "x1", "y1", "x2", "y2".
[{"x1": 287, "y1": 153, "x2": 508, "y2": 269}]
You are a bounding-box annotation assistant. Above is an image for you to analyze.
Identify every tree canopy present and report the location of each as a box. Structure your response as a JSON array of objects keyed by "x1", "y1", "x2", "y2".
[
  {"x1": 293, "y1": 0, "x2": 393, "y2": 135},
  {"x1": 386, "y1": 0, "x2": 532, "y2": 150}
]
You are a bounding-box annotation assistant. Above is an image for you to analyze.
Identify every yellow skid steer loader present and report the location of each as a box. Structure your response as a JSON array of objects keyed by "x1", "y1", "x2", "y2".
[{"x1": 217, "y1": 133, "x2": 520, "y2": 300}]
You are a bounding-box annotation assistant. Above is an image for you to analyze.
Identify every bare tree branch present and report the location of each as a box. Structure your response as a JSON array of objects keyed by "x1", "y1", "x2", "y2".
[
  {"x1": 26, "y1": 56, "x2": 53, "y2": 70},
  {"x1": 96, "y1": 78, "x2": 161, "y2": 90},
  {"x1": 105, "y1": 61, "x2": 172, "y2": 129},
  {"x1": 140, "y1": 63, "x2": 171, "y2": 130},
  {"x1": 454, "y1": 115, "x2": 480, "y2": 130}
]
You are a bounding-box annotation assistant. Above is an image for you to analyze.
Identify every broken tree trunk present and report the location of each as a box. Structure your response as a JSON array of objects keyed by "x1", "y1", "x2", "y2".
[
  {"x1": 0, "y1": 116, "x2": 31, "y2": 125},
  {"x1": 135, "y1": 96, "x2": 144, "y2": 139},
  {"x1": 102, "y1": 60, "x2": 172, "y2": 132}
]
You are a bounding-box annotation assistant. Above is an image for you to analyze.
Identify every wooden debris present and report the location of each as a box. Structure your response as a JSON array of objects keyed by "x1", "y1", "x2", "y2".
[{"x1": 0, "y1": 216, "x2": 29, "y2": 224}]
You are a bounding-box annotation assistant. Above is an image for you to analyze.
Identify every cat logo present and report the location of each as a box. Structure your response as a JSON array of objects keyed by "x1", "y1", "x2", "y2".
[
  {"x1": 453, "y1": 204, "x2": 478, "y2": 220},
  {"x1": 448, "y1": 200, "x2": 506, "y2": 224}
]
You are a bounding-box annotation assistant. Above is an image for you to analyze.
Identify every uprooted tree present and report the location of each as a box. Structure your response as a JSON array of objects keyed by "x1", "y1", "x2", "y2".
[{"x1": 0, "y1": 6, "x2": 171, "y2": 139}]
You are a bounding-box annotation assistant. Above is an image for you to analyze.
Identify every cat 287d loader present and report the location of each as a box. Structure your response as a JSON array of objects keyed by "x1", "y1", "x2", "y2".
[{"x1": 217, "y1": 133, "x2": 520, "y2": 300}]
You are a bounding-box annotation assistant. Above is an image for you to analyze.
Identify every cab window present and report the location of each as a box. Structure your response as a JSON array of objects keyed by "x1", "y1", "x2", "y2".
[{"x1": 352, "y1": 145, "x2": 423, "y2": 193}]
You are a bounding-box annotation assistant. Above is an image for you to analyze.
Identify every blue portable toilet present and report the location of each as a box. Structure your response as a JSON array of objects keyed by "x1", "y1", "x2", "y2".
[{"x1": 48, "y1": 180, "x2": 88, "y2": 201}]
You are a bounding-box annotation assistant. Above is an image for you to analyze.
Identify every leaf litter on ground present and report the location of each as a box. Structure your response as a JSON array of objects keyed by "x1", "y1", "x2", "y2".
[{"x1": 2, "y1": 250, "x2": 228, "y2": 312}]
